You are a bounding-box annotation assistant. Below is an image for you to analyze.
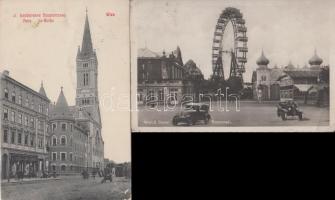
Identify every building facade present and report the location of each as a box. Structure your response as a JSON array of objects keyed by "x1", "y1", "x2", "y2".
[
  {"x1": 1, "y1": 70, "x2": 50, "y2": 179},
  {"x1": 137, "y1": 47, "x2": 204, "y2": 105},
  {"x1": 75, "y1": 12, "x2": 104, "y2": 170},
  {"x1": 49, "y1": 88, "x2": 89, "y2": 175},
  {"x1": 277, "y1": 51, "x2": 329, "y2": 105},
  {"x1": 252, "y1": 51, "x2": 283, "y2": 101},
  {"x1": 1, "y1": 11, "x2": 105, "y2": 179}
]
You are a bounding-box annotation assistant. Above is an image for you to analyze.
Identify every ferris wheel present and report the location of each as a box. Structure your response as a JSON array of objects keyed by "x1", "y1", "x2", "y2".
[{"x1": 212, "y1": 7, "x2": 248, "y2": 82}]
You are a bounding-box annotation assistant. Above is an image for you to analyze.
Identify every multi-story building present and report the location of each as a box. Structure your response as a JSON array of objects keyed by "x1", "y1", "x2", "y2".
[
  {"x1": 49, "y1": 11, "x2": 104, "y2": 173},
  {"x1": 1, "y1": 70, "x2": 50, "y2": 179},
  {"x1": 48, "y1": 88, "x2": 89, "y2": 175},
  {"x1": 137, "y1": 46, "x2": 204, "y2": 104}
]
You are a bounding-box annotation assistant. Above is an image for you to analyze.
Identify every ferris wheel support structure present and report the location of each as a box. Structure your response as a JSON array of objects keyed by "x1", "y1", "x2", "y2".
[{"x1": 211, "y1": 7, "x2": 248, "y2": 86}]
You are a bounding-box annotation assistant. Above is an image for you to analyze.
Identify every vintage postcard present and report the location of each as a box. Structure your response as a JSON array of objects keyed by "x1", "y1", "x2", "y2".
[
  {"x1": 130, "y1": 0, "x2": 335, "y2": 132},
  {"x1": 0, "y1": 0, "x2": 131, "y2": 199}
]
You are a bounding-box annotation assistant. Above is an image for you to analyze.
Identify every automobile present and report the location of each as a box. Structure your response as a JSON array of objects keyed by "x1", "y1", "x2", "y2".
[
  {"x1": 277, "y1": 100, "x2": 303, "y2": 121},
  {"x1": 172, "y1": 103, "x2": 211, "y2": 126}
]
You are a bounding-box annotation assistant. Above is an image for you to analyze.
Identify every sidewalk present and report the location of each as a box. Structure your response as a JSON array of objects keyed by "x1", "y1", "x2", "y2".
[{"x1": 1, "y1": 177, "x2": 61, "y2": 186}]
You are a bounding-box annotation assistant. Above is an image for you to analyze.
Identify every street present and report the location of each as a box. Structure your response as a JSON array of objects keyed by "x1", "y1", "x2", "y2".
[
  {"x1": 138, "y1": 101, "x2": 329, "y2": 127},
  {"x1": 1, "y1": 176, "x2": 131, "y2": 200}
]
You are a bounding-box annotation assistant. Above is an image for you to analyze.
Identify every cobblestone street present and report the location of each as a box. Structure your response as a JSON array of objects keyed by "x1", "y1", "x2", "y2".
[{"x1": 1, "y1": 176, "x2": 131, "y2": 200}]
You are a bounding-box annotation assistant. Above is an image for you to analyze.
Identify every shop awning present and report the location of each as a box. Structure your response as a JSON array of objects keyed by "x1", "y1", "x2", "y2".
[{"x1": 294, "y1": 84, "x2": 313, "y2": 92}]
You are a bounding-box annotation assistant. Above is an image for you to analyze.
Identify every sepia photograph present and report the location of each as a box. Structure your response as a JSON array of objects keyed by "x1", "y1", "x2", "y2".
[
  {"x1": 131, "y1": 0, "x2": 334, "y2": 131},
  {"x1": 0, "y1": 0, "x2": 131, "y2": 199}
]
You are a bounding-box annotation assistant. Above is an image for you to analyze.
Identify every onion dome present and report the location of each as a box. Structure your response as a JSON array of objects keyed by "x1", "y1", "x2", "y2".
[
  {"x1": 309, "y1": 49, "x2": 323, "y2": 66},
  {"x1": 256, "y1": 50, "x2": 269, "y2": 66}
]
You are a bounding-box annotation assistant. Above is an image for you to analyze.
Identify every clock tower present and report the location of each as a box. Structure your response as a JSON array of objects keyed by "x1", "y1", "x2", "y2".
[{"x1": 76, "y1": 10, "x2": 101, "y2": 125}]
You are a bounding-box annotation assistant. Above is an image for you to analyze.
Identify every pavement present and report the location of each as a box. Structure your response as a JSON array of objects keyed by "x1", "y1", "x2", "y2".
[
  {"x1": 138, "y1": 101, "x2": 329, "y2": 127},
  {"x1": 1, "y1": 176, "x2": 131, "y2": 200}
]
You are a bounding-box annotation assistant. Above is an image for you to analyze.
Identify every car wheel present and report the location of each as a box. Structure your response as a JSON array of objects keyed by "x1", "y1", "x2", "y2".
[
  {"x1": 187, "y1": 119, "x2": 193, "y2": 126},
  {"x1": 281, "y1": 113, "x2": 287, "y2": 121},
  {"x1": 298, "y1": 113, "x2": 303, "y2": 120}
]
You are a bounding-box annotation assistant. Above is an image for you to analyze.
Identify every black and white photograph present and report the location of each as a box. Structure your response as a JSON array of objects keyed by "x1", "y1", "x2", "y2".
[
  {"x1": 0, "y1": 0, "x2": 131, "y2": 199},
  {"x1": 131, "y1": 0, "x2": 334, "y2": 131}
]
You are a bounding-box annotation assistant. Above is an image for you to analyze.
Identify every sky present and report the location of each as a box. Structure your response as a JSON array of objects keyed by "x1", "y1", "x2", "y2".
[
  {"x1": 0, "y1": 0, "x2": 130, "y2": 163},
  {"x1": 133, "y1": 0, "x2": 335, "y2": 81}
]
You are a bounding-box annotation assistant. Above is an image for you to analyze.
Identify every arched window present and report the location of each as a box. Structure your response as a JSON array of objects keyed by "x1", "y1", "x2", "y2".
[
  {"x1": 52, "y1": 136, "x2": 57, "y2": 146},
  {"x1": 61, "y1": 135, "x2": 66, "y2": 145},
  {"x1": 70, "y1": 136, "x2": 73, "y2": 146},
  {"x1": 4, "y1": 88, "x2": 8, "y2": 99},
  {"x1": 11, "y1": 92, "x2": 16, "y2": 103},
  {"x1": 61, "y1": 165, "x2": 66, "y2": 171}
]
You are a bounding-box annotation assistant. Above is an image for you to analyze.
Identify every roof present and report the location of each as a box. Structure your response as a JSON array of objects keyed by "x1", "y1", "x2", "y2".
[
  {"x1": 138, "y1": 48, "x2": 160, "y2": 58},
  {"x1": 80, "y1": 13, "x2": 94, "y2": 57},
  {"x1": 38, "y1": 82, "x2": 47, "y2": 97},
  {"x1": 283, "y1": 70, "x2": 319, "y2": 78},
  {"x1": 294, "y1": 84, "x2": 313, "y2": 92},
  {"x1": 270, "y1": 68, "x2": 283, "y2": 81},
  {"x1": 49, "y1": 88, "x2": 74, "y2": 120}
]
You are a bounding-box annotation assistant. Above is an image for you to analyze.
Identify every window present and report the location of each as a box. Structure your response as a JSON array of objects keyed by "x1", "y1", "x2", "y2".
[
  {"x1": 30, "y1": 118, "x2": 34, "y2": 128},
  {"x1": 39, "y1": 105, "x2": 42, "y2": 113},
  {"x1": 4, "y1": 88, "x2": 8, "y2": 99},
  {"x1": 24, "y1": 134, "x2": 28, "y2": 145},
  {"x1": 30, "y1": 135, "x2": 34, "y2": 146},
  {"x1": 18, "y1": 132, "x2": 22, "y2": 144},
  {"x1": 52, "y1": 123, "x2": 56, "y2": 131},
  {"x1": 30, "y1": 101, "x2": 34, "y2": 110},
  {"x1": 61, "y1": 165, "x2": 66, "y2": 171},
  {"x1": 24, "y1": 116, "x2": 28, "y2": 126},
  {"x1": 83, "y1": 73, "x2": 89, "y2": 86},
  {"x1": 70, "y1": 136, "x2": 73, "y2": 146},
  {"x1": 3, "y1": 129, "x2": 8, "y2": 143},
  {"x1": 61, "y1": 123, "x2": 66, "y2": 131},
  {"x1": 18, "y1": 95, "x2": 22, "y2": 104},
  {"x1": 61, "y1": 136, "x2": 66, "y2": 145},
  {"x1": 61, "y1": 152, "x2": 66, "y2": 161},
  {"x1": 11, "y1": 131, "x2": 15, "y2": 144},
  {"x1": 69, "y1": 153, "x2": 73, "y2": 161},
  {"x1": 25, "y1": 98, "x2": 29, "y2": 107},
  {"x1": 70, "y1": 124, "x2": 73, "y2": 132},
  {"x1": 38, "y1": 138, "x2": 43, "y2": 148},
  {"x1": 52, "y1": 152, "x2": 57, "y2": 161},
  {"x1": 11, "y1": 111, "x2": 15, "y2": 122},
  {"x1": 52, "y1": 165, "x2": 56, "y2": 171},
  {"x1": 3, "y1": 108, "x2": 8, "y2": 120},
  {"x1": 18, "y1": 113, "x2": 22, "y2": 124},
  {"x1": 52, "y1": 136, "x2": 57, "y2": 146},
  {"x1": 11, "y1": 92, "x2": 16, "y2": 103},
  {"x1": 83, "y1": 63, "x2": 88, "y2": 68}
]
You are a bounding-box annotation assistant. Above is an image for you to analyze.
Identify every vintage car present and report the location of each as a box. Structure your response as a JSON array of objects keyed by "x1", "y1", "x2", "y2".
[
  {"x1": 277, "y1": 100, "x2": 303, "y2": 121},
  {"x1": 172, "y1": 103, "x2": 211, "y2": 126}
]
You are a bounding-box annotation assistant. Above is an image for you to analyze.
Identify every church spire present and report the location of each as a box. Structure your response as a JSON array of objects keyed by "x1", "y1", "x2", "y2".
[{"x1": 80, "y1": 9, "x2": 94, "y2": 57}]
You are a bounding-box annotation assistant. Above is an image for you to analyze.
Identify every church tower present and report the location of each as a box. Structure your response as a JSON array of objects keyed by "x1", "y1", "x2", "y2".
[{"x1": 76, "y1": 10, "x2": 101, "y2": 125}]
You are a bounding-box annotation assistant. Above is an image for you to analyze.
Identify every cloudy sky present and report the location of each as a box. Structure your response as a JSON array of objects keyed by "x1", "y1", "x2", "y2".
[
  {"x1": 0, "y1": 0, "x2": 130, "y2": 163},
  {"x1": 133, "y1": 0, "x2": 335, "y2": 81}
]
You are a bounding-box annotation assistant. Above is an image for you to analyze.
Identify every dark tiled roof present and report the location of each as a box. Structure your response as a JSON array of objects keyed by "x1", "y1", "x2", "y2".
[{"x1": 284, "y1": 70, "x2": 319, "y2": 78}]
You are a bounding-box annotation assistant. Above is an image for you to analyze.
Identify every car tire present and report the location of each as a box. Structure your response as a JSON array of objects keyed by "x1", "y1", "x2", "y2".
[
  {"x1": 281, "y1": 113, "x2": 287, "y2": 121},
  {"x1": 187, "y1": 119, "x2": 192, "y2": 126},
  {"x1": 298, "y1": 113, "x2": 303, "y2": 120}
]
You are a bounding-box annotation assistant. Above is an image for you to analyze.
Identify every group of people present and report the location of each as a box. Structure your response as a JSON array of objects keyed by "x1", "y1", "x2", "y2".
[{"x1": 81, "y1": 168, "x2": 114, "y2": 183}]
